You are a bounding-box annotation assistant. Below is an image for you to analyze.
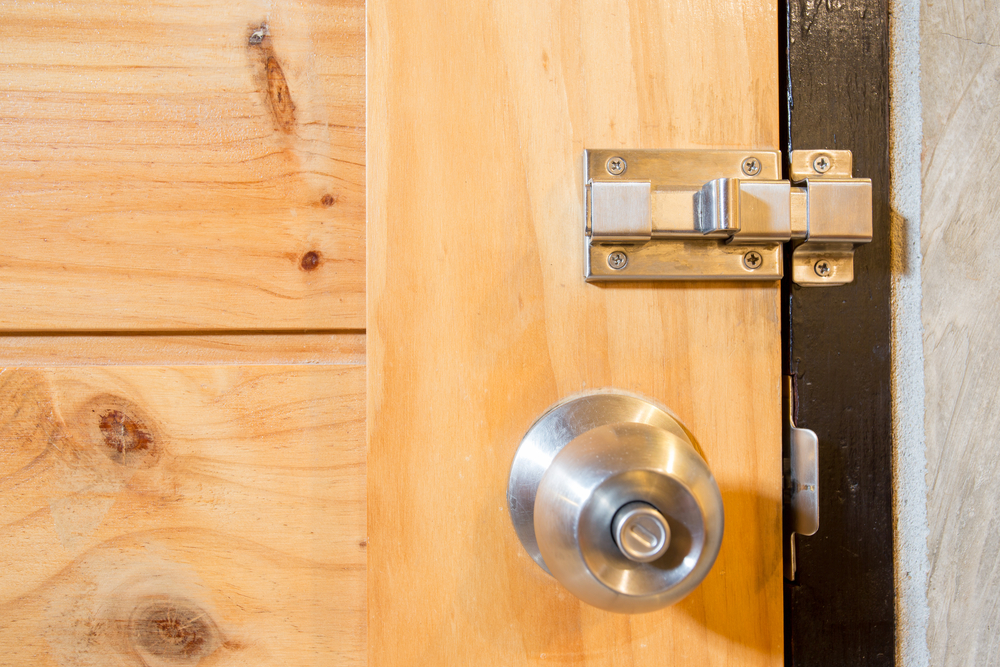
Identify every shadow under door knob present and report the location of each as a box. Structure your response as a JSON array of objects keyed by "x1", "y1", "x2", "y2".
[{"x1": 507, "y1": 392, "x2": 724, "y2": 614}]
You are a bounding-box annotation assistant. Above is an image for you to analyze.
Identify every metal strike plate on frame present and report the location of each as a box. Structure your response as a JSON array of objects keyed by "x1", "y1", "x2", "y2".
[{"x1": 584, "y1": 149, "x2": 872, "y2": 285}]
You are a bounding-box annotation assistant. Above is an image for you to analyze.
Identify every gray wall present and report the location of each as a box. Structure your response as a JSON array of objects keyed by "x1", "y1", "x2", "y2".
[{"x1": 919, "y1": 0, "x2": 1000, "y2": 663}]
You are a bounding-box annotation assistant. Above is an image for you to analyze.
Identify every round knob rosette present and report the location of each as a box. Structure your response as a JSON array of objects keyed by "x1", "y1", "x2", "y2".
[{"x1": 507, "y1": 392, "x2": 724, "y2": 614}]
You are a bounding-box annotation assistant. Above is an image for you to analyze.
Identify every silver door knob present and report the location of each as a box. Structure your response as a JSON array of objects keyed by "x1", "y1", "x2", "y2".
[{"x1": 507, "y1": 392, "x2": 724, "y2": 614}]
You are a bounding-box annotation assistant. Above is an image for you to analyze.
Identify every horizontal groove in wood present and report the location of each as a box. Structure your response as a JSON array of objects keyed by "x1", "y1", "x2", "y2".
[{"x1": 0, "y1": 332, "x2": 365, "y2": 366}]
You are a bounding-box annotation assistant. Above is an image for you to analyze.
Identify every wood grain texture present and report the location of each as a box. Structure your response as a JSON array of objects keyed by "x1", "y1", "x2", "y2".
[
  {"x1": 0, "y1": 332, "x2": 364, "y2": 366},
  {"x1": 784, "y1": 0, "x2": 895, "y2": 664},
  {"x1": 0, "y1": 365, "x2": 365, "y2": 665},
  {"x1": 922, "y1": 1, "x2": 1000, "y2": 663},
  {"x1": 0, "y1": 0, "x2": 364, "y2": 331},
  {"x1": 368, "y1": 0, "x2": 781, "y2": 664}
]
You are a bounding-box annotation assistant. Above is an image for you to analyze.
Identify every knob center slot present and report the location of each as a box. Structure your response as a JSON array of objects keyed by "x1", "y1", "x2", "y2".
[{"x1": 612, "y1": 501, "x2": 671, "y2": 563}]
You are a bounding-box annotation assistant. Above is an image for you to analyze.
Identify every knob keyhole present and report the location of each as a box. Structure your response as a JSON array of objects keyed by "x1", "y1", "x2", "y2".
[{"x1": 612, "y1": 502, "x2": 672, "y2": 563}]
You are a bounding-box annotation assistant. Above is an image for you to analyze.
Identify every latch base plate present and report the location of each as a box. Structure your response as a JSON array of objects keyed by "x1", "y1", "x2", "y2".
[{"x1": 588, "y1": 241, "x2": 782, "y2": 281}]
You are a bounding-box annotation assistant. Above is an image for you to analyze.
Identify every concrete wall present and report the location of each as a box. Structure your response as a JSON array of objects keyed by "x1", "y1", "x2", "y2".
[{"x1": 910, "y1": 0, "x2": 1000, "y2": 663}]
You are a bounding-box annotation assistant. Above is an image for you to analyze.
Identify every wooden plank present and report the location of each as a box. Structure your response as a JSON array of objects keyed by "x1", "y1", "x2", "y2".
[
  {"x1": 783, "y1": 0, "x2": 895, "y2": 664},
  {"x1": 921, "y1": 3, "x2": 1000, "y2": 663},
  {"x1": 368, "y1": 0, "x2": 782, "y2": 665},
  {"x1": 0, "y1": 332, "x2": 364, "y2": 366},
  {"x1": 0, "y1": 0, "x2": 364, "y2": 331},
  {"x1": 0, "y1": 365, "x2": 365, "y2": 665}
]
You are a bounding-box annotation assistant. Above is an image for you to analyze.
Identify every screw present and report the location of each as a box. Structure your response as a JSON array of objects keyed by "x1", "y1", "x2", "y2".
[
  {"x1": 608, "y1": 250, "x2": 628, "y2": 270},
  {"x1": 814, "y1": 259, "x2": 832, "y2": 277},
  {"x1": 743, "y1": 250, "x2": 763, "y2": 270},
  {"x1": 742, "y1": 157, "x2": 761, "y2": 176},
  {"x1": 812, "y1": 154, "x2": 832, "y2": 174},
  {"x1": 606, "y1": 157, "x2": 626, "y2": 175}
]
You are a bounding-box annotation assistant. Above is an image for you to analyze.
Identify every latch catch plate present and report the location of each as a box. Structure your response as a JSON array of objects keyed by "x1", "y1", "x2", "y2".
[{"x1": 784, "y1": 376, "x2": 820, "y2": 580}]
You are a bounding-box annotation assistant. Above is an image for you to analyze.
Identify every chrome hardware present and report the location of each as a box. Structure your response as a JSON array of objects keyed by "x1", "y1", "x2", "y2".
[
  {"x1": 507, "y1": 392, "x2": 724, "y2": 614},
  {"x1": 812, "y1": 154, "x2": 832, "y2": 173},
  {"x1": 790, "y1": 149, "x2": 853, "y2": 180},
  {"x1": 606, "y1": 156, "x2": 627, "y2": 175},
  {"x1": 788, "y1": 424, "x2": 819, "y2": 536},
  {"x1": 743, "y1": 250, "x2": 764, "y2": 270},
  {"x1": 607, "y1": 250, "x2": 628, "y2": 270},
  {"x1": 612, "y1": 502, "x2": 671, "y2": 563},
  {"x1": 784, "y1": 377, "x2": 819, "y2": 579},
  {"x1": 584, "y1": 149, "x2": 872, "y2": 286},
  {"x1": 741, "y1": 156, "x2": 762, "y2": 176}
]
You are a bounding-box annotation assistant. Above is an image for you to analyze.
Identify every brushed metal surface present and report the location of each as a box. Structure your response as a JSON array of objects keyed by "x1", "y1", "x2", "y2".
[
  {"x1": 590, "y1": 181, "x2": 653, "y2": 241},
  {"x1": 586, "y1": 149, "x2": 781, "y2": 183},
  {"x1": 583, "y1": 148, "x2": 872, "y2": 285},
  {"x1": 788, "y1": 149, "x2": 854, "y2": 181},
  {"x1": 612, "y1": 501, "x2": 672, "y2": 563},
  {"x1": 586, "y1": 241, "x2": 783, "y2": 281},
  {"x1": 507, "y1": 392, "x2": 724, "y2": 613}
]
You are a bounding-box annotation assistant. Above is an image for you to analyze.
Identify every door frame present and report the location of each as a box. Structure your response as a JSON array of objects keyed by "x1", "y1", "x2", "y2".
[{"x1": 781, "y1": 0, "x2": 896, "y2": 663}]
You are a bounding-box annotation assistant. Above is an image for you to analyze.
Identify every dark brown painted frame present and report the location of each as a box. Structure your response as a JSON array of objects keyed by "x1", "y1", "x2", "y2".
[{"x1": 781, "y1": 0, "x2": 895, "y2": 664}]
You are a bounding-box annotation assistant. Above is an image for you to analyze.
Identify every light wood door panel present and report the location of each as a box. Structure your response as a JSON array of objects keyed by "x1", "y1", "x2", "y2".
[
  {"x1": 0, "y1": 0, "x2": 364, "y2": 331},
  {"x1": 0, "y1": 365, "x2": 365, "y2": 665},
  {"x1": 368, "y1": 0, "x2": 782, "y2": 665}
]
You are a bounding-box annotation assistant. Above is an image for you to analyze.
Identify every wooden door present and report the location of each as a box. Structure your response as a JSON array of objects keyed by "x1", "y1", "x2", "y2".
[
  {"x1": 0, "y1": 0, "x2": 782, "y2": 665},
  {"x1": 367, "y1": 0, "x2": 782, "y2": 665}
]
